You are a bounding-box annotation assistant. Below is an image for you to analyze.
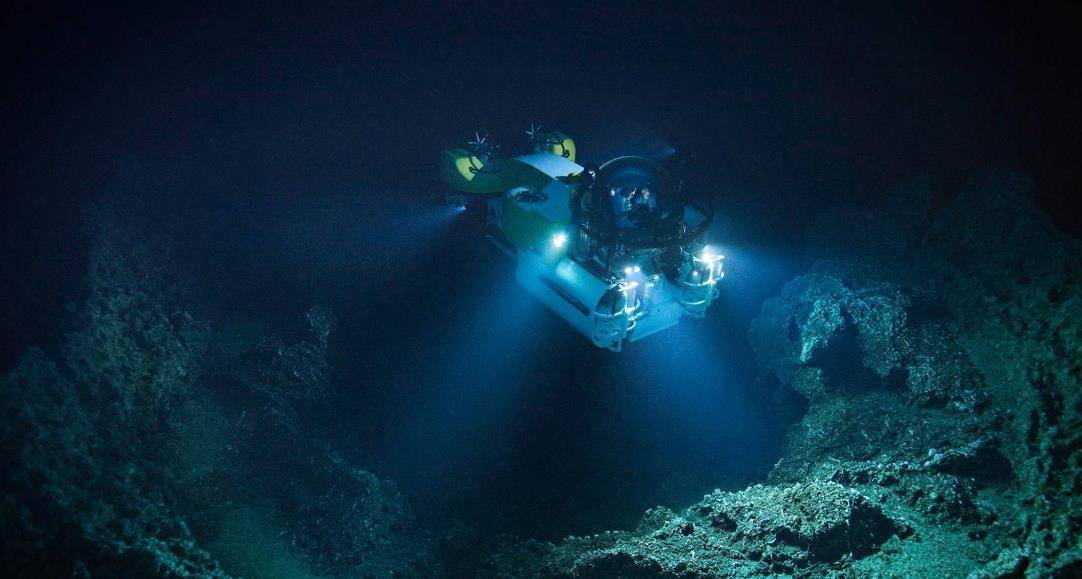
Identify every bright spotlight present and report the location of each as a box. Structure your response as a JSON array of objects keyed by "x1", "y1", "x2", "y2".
[
  {"x1": 698, "y1": 246, "x2": 723, "y2": 264},
  {"x1": 624, "y1": 266, "x2": 634, "y2": 275},
  {"x1": 551, "y1": 231, "x2": 568, "y2": 248},
  {"x1": 633, "y1": 265, "x2": 641, "y2": 273}
]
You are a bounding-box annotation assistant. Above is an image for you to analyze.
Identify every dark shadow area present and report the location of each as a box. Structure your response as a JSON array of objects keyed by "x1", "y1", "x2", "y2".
[{"x1": 809, "y1": 311, "x2": 883, "y2": 392}]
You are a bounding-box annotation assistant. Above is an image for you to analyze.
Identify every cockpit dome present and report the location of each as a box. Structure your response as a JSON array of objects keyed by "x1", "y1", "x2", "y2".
[
  {"x1": 597, "y1": 156, "x2": 683, "y2": 234},
  {"x1": 599, "y1": 156, "x2": 669, "y2": 190}
]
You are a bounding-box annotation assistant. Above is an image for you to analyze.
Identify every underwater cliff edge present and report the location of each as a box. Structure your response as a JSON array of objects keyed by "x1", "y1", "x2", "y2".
[{"x1": 2, "y1": 169, "x2": 1080, "y2": 578}]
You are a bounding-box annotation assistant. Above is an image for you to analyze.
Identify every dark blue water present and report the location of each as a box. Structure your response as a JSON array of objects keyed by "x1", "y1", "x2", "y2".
[
  {"x1": 153, "y1": 179, "x2": 802, "y2": 538},
  {"x1": 4, "y1": 2, "x2": 1078, "y2": 549}
]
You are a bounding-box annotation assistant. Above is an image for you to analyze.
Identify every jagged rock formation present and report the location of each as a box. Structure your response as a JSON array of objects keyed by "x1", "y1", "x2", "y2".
[
  {"x1": 0, "y1": 208, "x2": 435, "y2": 577},
  {"x1": 478, "y1": 480, "x2": 906, "y2": 577},
  {"x1": 481, "y1": 170, "x2": 1080, "y2": 577},
  {"x1": 1, "y1": 211, "x2": 228, "y2": 577},
  {"x1": 3, "y1": 170, "x2": 1076, "y2": 578}
]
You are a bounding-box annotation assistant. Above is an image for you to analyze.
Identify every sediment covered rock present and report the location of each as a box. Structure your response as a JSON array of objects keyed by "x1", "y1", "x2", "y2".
[
  {"x1": 483, "y1": 480, "x2": 906, "y2": 578},
  {"x1": 483, "y1": 170, "x2": 1081, "y2": 577},
  {"x1": 1, "y1": 209, "x2": 435, "y2": 578}
]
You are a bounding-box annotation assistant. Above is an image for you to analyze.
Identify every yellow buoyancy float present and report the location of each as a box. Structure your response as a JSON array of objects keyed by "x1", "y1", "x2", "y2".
[
  {"x1": 532, "y1": 131, "x2": 576, "y2": 162},
  {"x1": 439, "y1": 149, "x2": 561, "y2": 196}
]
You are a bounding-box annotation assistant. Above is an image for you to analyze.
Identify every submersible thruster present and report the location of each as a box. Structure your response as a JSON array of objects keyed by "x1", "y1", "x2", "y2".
[{"x1": 439, "y1": 126, "x2": 724, "y2": 351}]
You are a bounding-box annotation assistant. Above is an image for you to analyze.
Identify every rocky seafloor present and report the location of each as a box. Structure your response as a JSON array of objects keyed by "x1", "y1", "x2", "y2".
[
  {"x1": 1, "y1": 207, "x2": 436, "y2": 577},
  {"x1": 2, "y1": 170, "x2": 1079, "y2": 578},
  {"x1": 467, "y1": 171, "x2": 1081, "y2": 578}
]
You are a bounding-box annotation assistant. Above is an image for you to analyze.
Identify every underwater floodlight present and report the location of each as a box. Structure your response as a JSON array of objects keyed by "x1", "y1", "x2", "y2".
[
  {"x1": 552, "y1": 231, "x2": 568, "y2": 248},
  {"x1": 697, "y1": 247, "x2": 724, "y2": 264},
  {"x1": 625, "y1": 266, "x2": 634, "y2": 275},
  {"x1": 633, "y1": 265, "x2": 641, "y2": 273}
]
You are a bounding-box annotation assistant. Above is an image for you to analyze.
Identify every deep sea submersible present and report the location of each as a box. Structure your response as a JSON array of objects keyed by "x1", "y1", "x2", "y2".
[{"x1": 440, "y1": 126, "x2": 724, "y2": 351}]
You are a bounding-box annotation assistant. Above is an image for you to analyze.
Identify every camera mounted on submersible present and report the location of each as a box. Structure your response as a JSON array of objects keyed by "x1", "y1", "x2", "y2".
[{"x1": 439, "y1": 125, "x2": 723, "y2": 351}]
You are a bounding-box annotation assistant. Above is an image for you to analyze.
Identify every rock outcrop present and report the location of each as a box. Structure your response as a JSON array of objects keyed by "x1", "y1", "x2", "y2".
[
  {"x1": 481, "y1": 170, "x2": 1081, "y2": 577},
  {"x1": 0, "y1": 208, "x2": 436, "y2": 578}
]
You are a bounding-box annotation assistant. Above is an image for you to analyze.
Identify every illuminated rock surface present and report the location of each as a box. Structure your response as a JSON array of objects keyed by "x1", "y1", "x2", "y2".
[
  {"x1": 478, "y1": 171, "x2": 1081, "y2": 578},
  {"x1": 2, "y1": 171, "x2": 1077, "y2": 577}
]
